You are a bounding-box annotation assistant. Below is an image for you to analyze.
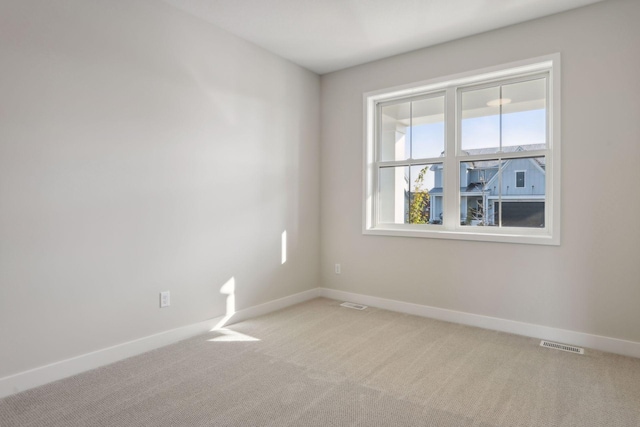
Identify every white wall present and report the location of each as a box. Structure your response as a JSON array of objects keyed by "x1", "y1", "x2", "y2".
[
  {"x1": 320, "y1": 0, "x2": 640, "y2": 342},
  {"x1": 0, "y1": 0, "x2": 320, "y2": 378}
]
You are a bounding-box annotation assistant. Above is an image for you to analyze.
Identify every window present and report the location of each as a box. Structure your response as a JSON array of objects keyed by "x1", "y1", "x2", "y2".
[{"x1": 363, "y1": 55, "x2": 560, "y2": 245}]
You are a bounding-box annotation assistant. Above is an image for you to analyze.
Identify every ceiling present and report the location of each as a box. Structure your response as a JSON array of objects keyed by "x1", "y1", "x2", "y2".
[{"x1": 163, "y1": 0, "x2": 605, "y2": 74}]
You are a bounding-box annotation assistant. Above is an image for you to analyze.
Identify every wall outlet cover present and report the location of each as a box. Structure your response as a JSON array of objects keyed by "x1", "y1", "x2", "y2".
[{"x1": 160, "y1": 291, "x2": 170, "y2": 308}]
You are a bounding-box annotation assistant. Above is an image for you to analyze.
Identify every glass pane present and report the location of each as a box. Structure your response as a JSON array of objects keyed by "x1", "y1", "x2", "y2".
[
  {"x1": 497, "y1": 156, "x2": 546, "y2": 228},
  {"x1": 461, "y1": 79, "x2": 547, "y2": 155},
  {"x1": 502, "y1": 78, "x2": 547, "y2": 150},
  {"x1": 461, "y1": 86, "x2": 501, "y2": 154},
  {"x1": 380, "y1": 102, "x2": 410, "y2": 162},
  {"x1": 428, "y1": 163, "x2": 444, "y2": 224},
  {"x1": 460, "y1": 159, "x2": 500, "y2": 226},
  {"x1": 410, "y1": 96, "x2": 445, "y2": 159},
  {"x1": 461, "y1": 156, "x2": 546, "y2": 228},
  {"x1": 379, "y1": 164, "x2": 442, "y2": 225},
  {"x1": 409, "y1": 164, "x2": 441, "y2": 225},
  {"x1": 378, "y1": 166, "x2": 409, "y2": 224}
]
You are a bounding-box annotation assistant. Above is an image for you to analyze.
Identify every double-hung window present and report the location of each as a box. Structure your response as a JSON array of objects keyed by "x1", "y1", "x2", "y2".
[{"x1": 363, "y1": 55, "x2": 560, "y2": 245}]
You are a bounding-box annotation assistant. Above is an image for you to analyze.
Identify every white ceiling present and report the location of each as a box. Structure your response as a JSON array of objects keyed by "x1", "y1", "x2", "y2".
[{"x1": 163, "y1": 0, "x2": 605, "y2": 74}]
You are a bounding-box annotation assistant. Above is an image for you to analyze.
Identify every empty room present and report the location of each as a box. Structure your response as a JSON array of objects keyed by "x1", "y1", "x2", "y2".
[{"x1": 1, "y1": 0, "x2": 639, "y2": 425}]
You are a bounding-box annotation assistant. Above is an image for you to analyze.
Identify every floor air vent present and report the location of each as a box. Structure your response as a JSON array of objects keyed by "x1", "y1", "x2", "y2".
[
  {"x1": 540, "y1": 340, "x2": 584, "y2": 355},
  {"x1": 340, "y1": 302, "x2": 368, "y2": 310}
]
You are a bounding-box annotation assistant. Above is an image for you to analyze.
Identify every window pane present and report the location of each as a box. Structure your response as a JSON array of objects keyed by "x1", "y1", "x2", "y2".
[
  {"x1": 410, "y1": 96, "x2": 445, "y2": 159},
  {"x1": 502, "y1": 78, "x2": 546, "y2": 150},
  {"x1": 380, "y1": 102, "x2": 410, "y2": 162},
  {"x1": 461, "y1": 157, "x2": 546, "y2": 227},
  {"x1": 497, "y1": 157, "x2": 546, "y2": 228},
  {"x1": 379, "y1": 164, "x2": 441, "y2": 224},
  {"x1": 409, "y1": 164, "x2": 441, "y2": 225},
  {"x1": 461, "y1": 79, "x2": 547, "y2": 155},
  {"x1": 378, "y1": 166, "x2": 409, "y2": 224},
  {"x1": 460, "y1": 159, "x2": 500, "y2": 226},
  {"x1": 461, "y1": 86, "x2": 501, "y2": 154}
]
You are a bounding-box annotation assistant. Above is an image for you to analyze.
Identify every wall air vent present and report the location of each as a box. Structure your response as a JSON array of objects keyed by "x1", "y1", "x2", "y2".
[
  {"x1": 540, "y1": 340, "x2": 584, "y2": 355},
  {"x1": 340, "y1": 302, "x2": 368, "y2": 310}
]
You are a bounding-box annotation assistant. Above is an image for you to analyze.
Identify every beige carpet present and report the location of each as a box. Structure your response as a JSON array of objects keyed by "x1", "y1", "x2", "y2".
[{"x1": 1, "y1": 297, "x2": 639, "y2": 426}]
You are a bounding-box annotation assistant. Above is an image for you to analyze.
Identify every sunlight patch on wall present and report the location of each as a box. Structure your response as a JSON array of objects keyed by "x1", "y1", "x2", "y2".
[
  {"x1": 281, "y1": 230, "x2": 287, "y2": 264},
  {"x1": 212, "y1": 277, "x2": 236, "y2": 330}
]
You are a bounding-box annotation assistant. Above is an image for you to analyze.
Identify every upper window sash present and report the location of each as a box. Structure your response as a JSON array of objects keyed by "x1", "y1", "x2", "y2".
[{"x1": 456, "y1": 72, "x2": 549, "y2": 157}]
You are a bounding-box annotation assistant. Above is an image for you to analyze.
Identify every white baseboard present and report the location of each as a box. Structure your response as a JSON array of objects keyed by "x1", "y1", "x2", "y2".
[
  {"x1": 3, "y1": 286, "x2": 637, "y2": 399},
  {"x1": 319, "y1": 288, "x2": 640, "y2": 359},
  {"x1": 0, "y1": 287, "x2": 320, "y2": 399},
  {"x1": 215, "y1": 287, "x2": 322, "y2": 329}
]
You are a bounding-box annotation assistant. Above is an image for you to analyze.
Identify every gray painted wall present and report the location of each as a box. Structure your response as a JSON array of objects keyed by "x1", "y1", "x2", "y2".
[
  {"x1": 0, "y1": 0, "x2": 320, "y2": 377},
  {"x1": 320, "y1": 0, "x2": 640, "y2": 342}
]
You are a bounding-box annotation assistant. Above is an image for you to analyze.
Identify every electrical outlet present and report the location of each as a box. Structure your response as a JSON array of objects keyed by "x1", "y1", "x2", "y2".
[
  {"x1": 335, "y1": 263, "x2": 341, "y2": 274},
  {"x1": 160, "y1": 291, "x2": 170, "y2": 308}
]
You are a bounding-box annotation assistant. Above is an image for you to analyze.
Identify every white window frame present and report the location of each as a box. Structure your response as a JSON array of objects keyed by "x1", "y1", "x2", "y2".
[{"x1": 363, "y1": 54, "x2": 561, "y2": 245}]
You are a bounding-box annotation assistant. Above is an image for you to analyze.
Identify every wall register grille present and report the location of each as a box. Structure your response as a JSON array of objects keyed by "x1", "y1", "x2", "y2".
[
  {"x1": 540, "y1": 340, "x2": 584, "y2": 355},
  {"x1": 340, "y1": 302, "x2": 368, "y2": 310}
]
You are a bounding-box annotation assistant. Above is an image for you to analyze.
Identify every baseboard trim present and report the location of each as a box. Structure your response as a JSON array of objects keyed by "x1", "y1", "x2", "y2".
[
  {"x1": 215, "y1": 287, "x2": 322, "y2": 329},
  {"x1": 319, "y1": 288, "x2": 640, "y2": 359},
  {"x1": 3, "y1": 286, "x2": 636, "y2": 399},
  {"x1": 0, "y1": 287, "x2": 321, "y2": 399}
]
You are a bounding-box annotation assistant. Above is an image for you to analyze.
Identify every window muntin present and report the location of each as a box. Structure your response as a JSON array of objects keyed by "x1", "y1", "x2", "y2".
[{"x1": 364, "y1": 57, "x2": 559, "y2": 245}]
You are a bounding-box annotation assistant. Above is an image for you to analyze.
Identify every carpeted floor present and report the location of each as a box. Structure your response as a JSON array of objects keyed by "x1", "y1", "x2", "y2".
[{"x1": 1, "y1": 297, "x2": 639, "y2": 426}]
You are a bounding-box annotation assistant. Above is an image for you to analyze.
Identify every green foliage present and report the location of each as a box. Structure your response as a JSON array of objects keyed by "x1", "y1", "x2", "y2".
[{"x1": 409, "y1": 166, "x2": 430, "y2": 224}]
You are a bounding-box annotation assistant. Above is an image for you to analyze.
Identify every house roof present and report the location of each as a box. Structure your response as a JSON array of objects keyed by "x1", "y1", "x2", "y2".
[
  {"x1": 463, "y1": 144, "x2": 546, "y2": 169},
  {"x1": 461, "y1": 144, "x2": 545, "y2": 156},
  {"x1": 464, "y1": 183, "x2": 484, "y2": 193}
]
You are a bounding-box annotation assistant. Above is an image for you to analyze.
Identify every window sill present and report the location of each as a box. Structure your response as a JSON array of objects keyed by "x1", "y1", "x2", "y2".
[{"x1": 363, "y1": 225, "x2": 559, "y2": 246}]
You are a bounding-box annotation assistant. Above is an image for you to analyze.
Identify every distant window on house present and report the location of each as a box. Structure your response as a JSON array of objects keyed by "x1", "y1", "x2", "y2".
[{"x1": 363, "y1": 55, "x2": 561, "y2": 245}]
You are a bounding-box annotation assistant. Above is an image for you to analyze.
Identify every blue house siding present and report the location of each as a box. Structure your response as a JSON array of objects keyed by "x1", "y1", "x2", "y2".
[
  {"x1": 492, "y1": 158, "x2": 545, "y2": 197},
  {"x1": 428, "y1": 148, "x2": 546, "y2": 226}
]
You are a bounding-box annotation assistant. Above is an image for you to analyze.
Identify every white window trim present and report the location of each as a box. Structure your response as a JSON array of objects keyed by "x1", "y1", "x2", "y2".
[
  {"x1": 363, "y1": 54, "x2": 561, "y2": 246},
  {"x1": 515, "y1": 170, "x2": 526, "y2": 188}
]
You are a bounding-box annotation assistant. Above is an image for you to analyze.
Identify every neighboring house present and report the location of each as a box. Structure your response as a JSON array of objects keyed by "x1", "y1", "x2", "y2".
[{"x1": 428, "y1": 145, "x2": 546, "y2": 227}]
